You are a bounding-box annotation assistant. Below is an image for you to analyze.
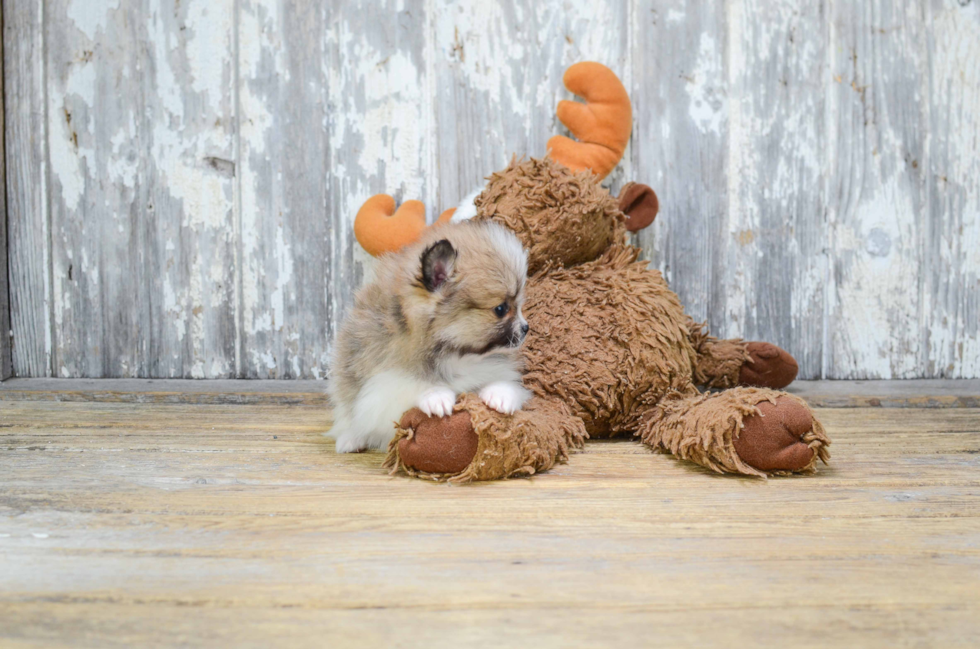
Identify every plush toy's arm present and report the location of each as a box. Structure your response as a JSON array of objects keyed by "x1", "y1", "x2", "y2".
[
  {"x1": 547, "y1": 62, "x2": 632, "y2": 180},
  {"x1": 686, "y1": 319, "x2": 800, "y2": 390}
]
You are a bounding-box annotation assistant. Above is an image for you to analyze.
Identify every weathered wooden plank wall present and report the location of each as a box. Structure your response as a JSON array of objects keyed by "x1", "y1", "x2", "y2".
[
  {"x1": 4, "y1": 0, "x2": 979, "y2": 379},
  {"x1": 0, "y1": 2, "x2": 9, "y2": 380},
  {"x1": 4, "y1": 0, "x2": 48, "y2": 378}
]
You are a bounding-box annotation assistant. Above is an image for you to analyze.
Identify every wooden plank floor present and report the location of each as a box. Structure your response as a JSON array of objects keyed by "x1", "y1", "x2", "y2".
[{"x1": 1, "y1": 381, "x2": 979, "y2": 647}]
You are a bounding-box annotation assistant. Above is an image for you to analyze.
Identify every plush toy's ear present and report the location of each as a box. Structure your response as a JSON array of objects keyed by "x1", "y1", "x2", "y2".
[
  {"x1": 547, "y1": 62, "x2": 632, "y2": 180},
  {"x1": 354, "y1": 195, "x2": 427, "y2": 257},
  {"x1": 420, "y1": 240, "x2": 457, "y2": 291},
  {"x1": 618, "y1": 182, "x2": 659, "y2": 232}
]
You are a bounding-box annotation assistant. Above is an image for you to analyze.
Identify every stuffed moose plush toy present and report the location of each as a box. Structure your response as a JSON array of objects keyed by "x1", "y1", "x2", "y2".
[{"x1": 351, "y1": 62, "x2": 830, "y2": 482}]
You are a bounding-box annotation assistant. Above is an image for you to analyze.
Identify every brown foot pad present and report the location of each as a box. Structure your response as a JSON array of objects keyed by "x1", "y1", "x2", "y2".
[
  {"x1": 739, "y1": 342, "x2": 799, "y2": 389},
  {"x1": 396, "y1": 408, "x2": 479, "y2": 475},
  {"x1": 734, "y1": 396, "x2": 821, "y2": 472}
]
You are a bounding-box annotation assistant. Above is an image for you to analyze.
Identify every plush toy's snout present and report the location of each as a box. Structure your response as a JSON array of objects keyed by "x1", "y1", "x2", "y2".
[{"x1": 618, "y1": 182, "x2": 659, "y2": 233}]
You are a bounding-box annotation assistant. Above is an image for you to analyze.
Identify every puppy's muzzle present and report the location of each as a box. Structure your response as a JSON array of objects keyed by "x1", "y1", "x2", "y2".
[{"x1": 509, "y1": 322, "x2": 530, "y2": 347}]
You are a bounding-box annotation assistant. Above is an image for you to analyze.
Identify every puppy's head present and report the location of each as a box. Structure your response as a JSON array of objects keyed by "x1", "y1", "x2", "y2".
[{"x1": 404, "y1": 220, "x2": 528, "y2": 356}]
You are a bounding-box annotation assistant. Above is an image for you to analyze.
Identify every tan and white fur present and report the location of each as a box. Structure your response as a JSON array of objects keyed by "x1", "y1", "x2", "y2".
[{"x1": 328, "y1": 220, "x2": 530, "y2": 453}]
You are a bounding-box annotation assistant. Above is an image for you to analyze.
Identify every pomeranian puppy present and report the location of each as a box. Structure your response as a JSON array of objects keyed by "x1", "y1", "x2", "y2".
[{"x1": 328, "y1": 220, "x2": 531, "y2": 453}]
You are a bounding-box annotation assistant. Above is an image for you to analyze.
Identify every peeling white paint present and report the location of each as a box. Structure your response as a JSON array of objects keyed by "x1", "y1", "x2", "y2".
[
  {"x1": 269, "y1": 225, "x2": 294, "y2": 332},
  {"x1": 163, "y1": 277, "x2": 186, "y2": 343},
  {"x1": 190, "y1": 359, "x2": 206, "y2": 379},
  {"x1": 356, "y1": 51, "x2": 427, "y2": 200},
  {"x1": 433, "y1": 4, "x2": 526, "y2": 110},
  {"x1": 687, "y1": 33, "x2": 726, "y2": 136},
  {"x1": 49, "y1": 60, "x2": 97, "y2": 212},
  {"x1": 833, "y1": 175, "x2": 921, "y2": 378},
  {"x1": 11, "y1": 0, "x2": 980, "y2": 379},
  {"x1": 723, "y1": 0, "x2": 749, "y2": 337},
  {"x1": 147, "y1": 4, "x2": 185, "y2": 124},
  {"x1": 185, "y1": 2, "x2": 233, "y2": 96},
  {"x1": 66, "y1": 0, "x2": 119, "y2": 40},
  {"x1": 47, "y1": 117, "x2": 86, "y2": 213},
  {"x1": 924, "y1": 5, "x2": 980, "y2": 378}
]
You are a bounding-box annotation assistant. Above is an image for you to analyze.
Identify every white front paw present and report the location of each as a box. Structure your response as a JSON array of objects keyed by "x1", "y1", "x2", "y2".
[
  {"x1": 417, "y1": 387, "x2": 457, "y2": 418},
  {"x1": 334, "y1": 433, "x2": 366, "y2": 454},
  {"x1": 479, "y1": 381, "x2": 530, "y2": 415}
]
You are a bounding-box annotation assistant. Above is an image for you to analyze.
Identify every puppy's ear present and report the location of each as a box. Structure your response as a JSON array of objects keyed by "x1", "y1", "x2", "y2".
[{"x1": 420, "y1": 239, "x2": 457, "y2": 291}]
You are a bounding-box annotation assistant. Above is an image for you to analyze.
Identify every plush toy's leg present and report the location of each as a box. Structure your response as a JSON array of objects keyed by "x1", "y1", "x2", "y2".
[
  {"x1": 687, "y1": 320, "x2": 799, "y2": 389},
  {"x1": 383, "y1": 394, "x2": 587, "y2": 483},
  {"x1": 637, "y1": 387, "x2": 830, "y2": 477}
]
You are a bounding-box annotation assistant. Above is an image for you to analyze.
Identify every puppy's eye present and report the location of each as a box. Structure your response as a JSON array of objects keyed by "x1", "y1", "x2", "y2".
[{"x1": 493, "y1": 302, "x2": 509, "y2": 318}]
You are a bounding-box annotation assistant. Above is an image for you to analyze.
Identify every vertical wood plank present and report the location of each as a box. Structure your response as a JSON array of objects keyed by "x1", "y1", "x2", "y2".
[
  {"x1": 44, "y1": 0, "x2": 237, "y2": 377},
  {"x1": 320, "y1": 0, "x2": 433, "y2": 377},
  {"x1": 3, "y1": 0, "x2": 51, "y2": 377},
  {"x1": 0, "y1": 174, "x2": 8, "y2": 379},
  {"x1": 237, "y1": 0, "x2": 435, "y2": 379},
  {"x1": 826, "y1": 0, "x2": 929, "y2": 379},
  {"x1": 432, "y1": 0, "x2": 631, "y2": 215},
  {"x1": 718, "y1": 0, "x2": 828, "y2": 378},
  {"x1": 140, "y1": 0, "x2": 238, "y2": 378},
  {"x1": 0, "y1": 0, "x2": 10, "y2": 379},
  {"x1": 236, "y1": 0, "x2": 331, "y2": 379},
  {"x1": 924, "y1": 0, "x2": 980, "y2": 378},
  {"x1": 631, "y1": 0, "x2": 728, "y2": 332},
  {"x1": 633, "y1": 1, "x2": 828, "y2": 379},
  {"x1": 45, "y1": 0, "x2": 140, "y2": 377}
]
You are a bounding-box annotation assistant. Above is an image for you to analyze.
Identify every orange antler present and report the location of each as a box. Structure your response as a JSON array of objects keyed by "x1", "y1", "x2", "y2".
[
  {"x1": 547, "y1": 62, "x2": 632, "y2": 180},
  {"x1": 354, "y1": 195, "x2": 456, "y2": 257},
  {"x1": 354, "y1": 195, "x2": 425, "y2": 257}
]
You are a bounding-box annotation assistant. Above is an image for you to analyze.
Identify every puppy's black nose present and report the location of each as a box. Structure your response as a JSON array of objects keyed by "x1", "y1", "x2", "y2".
[{"x1": 521, "y1": 323, "x2": 530, "y2": 335}]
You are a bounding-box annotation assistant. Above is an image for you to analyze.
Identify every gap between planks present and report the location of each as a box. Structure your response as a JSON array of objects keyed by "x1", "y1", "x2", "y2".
[{"x1": 0, "y1": 378, "x2": 977, "y2": 408}]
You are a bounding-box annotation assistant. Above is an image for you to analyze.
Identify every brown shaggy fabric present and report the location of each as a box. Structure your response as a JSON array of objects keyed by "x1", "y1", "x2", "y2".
[
  {"x1": 637, "y1": 388, "x2": 830, "y2": 478},
  {"x1": 384, "y1": 394, "x2": 587, "y2": 483},
  {"x1": 521, "y1": 245, "x2": 698, "y2": 438},
  {"x1": 475, "y1": 157, "x2": 626, "y2": 274},
  {"x1": 687, "y1": 319, "x2": 751, "y2": 389},
  {"x1": 372, "y1": 153, "x2": 830, "y2": 483}
]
